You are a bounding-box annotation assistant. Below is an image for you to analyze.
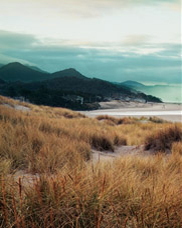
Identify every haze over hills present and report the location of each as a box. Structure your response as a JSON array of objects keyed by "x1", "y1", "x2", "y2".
[
  {"x1": 121, "y1": 81, "x2": 145, "y2": 89},
  {"x1": 0, "y1": 62, "x2": 180, "y2": 104},
  {"x1": 121, "y1": 81, "x2": 182, "y2": 103},
  {"x1": 0, "y1": 62, "x2": 162, "y2": 110},
  {"x1": 26, "y1": 65, "x2": 48, "y2": 74}
]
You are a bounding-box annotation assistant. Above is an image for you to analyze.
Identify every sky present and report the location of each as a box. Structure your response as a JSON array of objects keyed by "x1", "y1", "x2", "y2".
[{"x1": 0, "y1": 0, "x2": 181, "y2": 84}]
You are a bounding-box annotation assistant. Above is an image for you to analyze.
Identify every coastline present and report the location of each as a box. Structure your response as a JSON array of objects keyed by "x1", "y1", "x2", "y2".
[{"x1": 81, "y1": 100, "x2": 182, "y2": 122}]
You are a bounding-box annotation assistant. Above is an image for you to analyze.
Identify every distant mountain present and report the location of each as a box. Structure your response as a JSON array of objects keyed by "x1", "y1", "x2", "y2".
[
  {"x1": 0, "y1": 63, "x2": 89, "y2": 82},
  {"x1": 121, "y1": 80, "x2": 145, "y2": 89},
  {"x1": 0, "y1": 62, "x2": 162, "y2": 110},
  {"x1": 0, "y1": 74, "x2": 162, "y2": 108},
  {"x1": 52, "y1": 68, "x2": 86, "y2": 79},
  {"x1": 0, "y1": 62, "x2": 50, "y2": 82},
  {"x1": 0, "y1": 62, "x2": 47, "y2": 73},
  {"x1": 121, "y1": 80, "x2": 181, "y2": 103}
]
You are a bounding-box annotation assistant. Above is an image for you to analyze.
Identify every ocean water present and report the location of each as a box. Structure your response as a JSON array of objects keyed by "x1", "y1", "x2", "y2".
[{"x1": 141, "y1": 85, "x2": 182, "y2": 103}]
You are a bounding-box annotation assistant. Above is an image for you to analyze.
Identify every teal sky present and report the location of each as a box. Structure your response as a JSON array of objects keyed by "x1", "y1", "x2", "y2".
[{"x1": 0, "y1": 0, "x2": 181, "y2": 84}]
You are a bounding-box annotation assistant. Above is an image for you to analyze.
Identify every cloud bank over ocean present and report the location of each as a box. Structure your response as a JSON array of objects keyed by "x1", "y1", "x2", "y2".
[{"x1": 0, "y1": 0, "x2": 181, "y2": 85}]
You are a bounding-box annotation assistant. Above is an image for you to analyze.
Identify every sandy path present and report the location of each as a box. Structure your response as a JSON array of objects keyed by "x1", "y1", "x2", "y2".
[
  {"x1": 91, "y1": 145, "x2": 155, "y2": 163},
  {"x1": 10, "y1": 145, "x2": 163, "y2": 188}
]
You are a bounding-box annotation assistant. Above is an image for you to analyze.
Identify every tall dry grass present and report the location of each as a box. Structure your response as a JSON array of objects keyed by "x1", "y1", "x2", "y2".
[
  {"x1": 0, "y1": 96, "x2": 182, "y2": 227},
  {"x1": 0, "y1": 101, "x2": 127, "y2": 173},
  {"x1": 145, "y1": 124, "x2": 182, "y2": 152},
  {"x1": 172, "y1": 142, "x2": 182, "y2": 156},
  {"x1": 0, "y1": 154, "x2": 182, "y2": 227}
]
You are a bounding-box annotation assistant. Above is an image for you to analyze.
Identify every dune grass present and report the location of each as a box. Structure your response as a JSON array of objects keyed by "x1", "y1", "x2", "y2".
[
  {"x1": 1, "y1": 154, "x2": 182, "y2": 227},
  {"x1": 0, "y1": 96, "x2": 182, "y2": 227},
  {"x1": 145, "y1": 124, "x2": 182, "y2": 152},
  {"x1": 172, "y1": 142, "x2": 182, "y2": 156},
  {"x1": 0, "y1": 100, "x2": 127, "y2": 173},
  {"x1": 96, "y1": 115, "x2": 168, "y2": 126}
]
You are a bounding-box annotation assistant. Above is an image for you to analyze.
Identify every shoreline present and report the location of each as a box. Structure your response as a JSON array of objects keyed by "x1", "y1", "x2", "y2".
[{"x1": 81, "y1": 100, "x2": 182, "y2": 122}]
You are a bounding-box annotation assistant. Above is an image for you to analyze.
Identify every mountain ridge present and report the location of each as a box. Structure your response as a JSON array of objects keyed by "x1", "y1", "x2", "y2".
[
  {"x1": 0, "y1": 62, "x2": 162, "y2": 110},
  {"x1": 0, "y1": 62, "x2": 90, "y2": 82}
]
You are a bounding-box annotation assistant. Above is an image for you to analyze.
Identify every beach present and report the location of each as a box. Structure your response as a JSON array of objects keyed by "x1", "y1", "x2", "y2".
[{"x1": 81, "y1": 101, "x2": 182, "y2": 122}]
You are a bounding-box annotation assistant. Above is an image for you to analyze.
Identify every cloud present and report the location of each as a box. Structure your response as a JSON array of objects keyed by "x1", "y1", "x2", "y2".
[
  {"x1": 155, "y1": 44, "x2": 181, "y2": 58},
  {"x1": 0, "y1": 0, "x2": 180, "y2": 21},
  {"x1": 42, "y1": 0, "x2": 181, "y2": 19},
  {"x1": 122, "y1": 35, "x2": 151, "y2": 46},
  {"x1": 0, "y1": 53, "x2": 32, "y2": 65},
  {"x1": 42, "y1": 0, "x2": 181, "y2": 16},
  {"x1": 0, "y1": 30, "x2": 39, "y2": 50},
  {"x1": 0, "y1": 30, "x2": 181, "y2": 84}
]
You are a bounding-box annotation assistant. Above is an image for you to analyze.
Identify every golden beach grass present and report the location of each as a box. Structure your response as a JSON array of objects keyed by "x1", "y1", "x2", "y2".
[{"x1": 0, "y1": 95, "x2": 182, "y2": 227}]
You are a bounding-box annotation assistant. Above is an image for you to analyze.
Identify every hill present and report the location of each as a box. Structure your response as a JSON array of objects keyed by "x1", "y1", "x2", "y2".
[
  {"x1": 0, "y1": 78, "x2": 5, "y2": 84},
  {"x1": 38, "y1": 76, "x2": 133, "y2": 97},
  {"x1": 121, "y1": 80, "x2": 145, "y2": 88},
  {"x1": 0, "y1": 63, "x2": 89, "y2": 82},
  {"x1": 0, "y1": 62, "x2": 162, "y2": 109},
  {"x1": 0, "y1": 75, "x2": 162, "y2": 109},
  {"x1": 51, "y1": 68, "x2": 86, "y2": 79},
  {"x1": 0, "y1": 62, "x2": 50, "y2": 82}
]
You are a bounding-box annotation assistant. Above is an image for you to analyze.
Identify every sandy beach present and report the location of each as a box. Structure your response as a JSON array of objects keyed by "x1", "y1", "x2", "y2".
[{"x1": 81, "y1": 101, "x2": 182, "y2": 122}]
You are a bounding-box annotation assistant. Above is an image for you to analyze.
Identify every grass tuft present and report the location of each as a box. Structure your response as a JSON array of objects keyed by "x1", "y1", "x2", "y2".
[
  {"x1": 96, "y1": 115, "x2": 137, "y2": 125},
  {"x1": 171, "y1": 141, "x2": 182, "y2": 156},
  {"x1": 91, "y1": 134, "x2": 114, "y2": 151},
  {"x1": 145, "y1": 124, "x2": 182, "y2": 152}
]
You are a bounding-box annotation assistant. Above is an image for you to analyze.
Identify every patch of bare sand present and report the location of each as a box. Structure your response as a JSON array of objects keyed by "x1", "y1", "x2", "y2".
[
  {"x1": 91, "y1": 145, "x2": 157, "y2": 163},
  {"x1": 1, "y1": 103, "x2": 30, "y2": 112}
]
